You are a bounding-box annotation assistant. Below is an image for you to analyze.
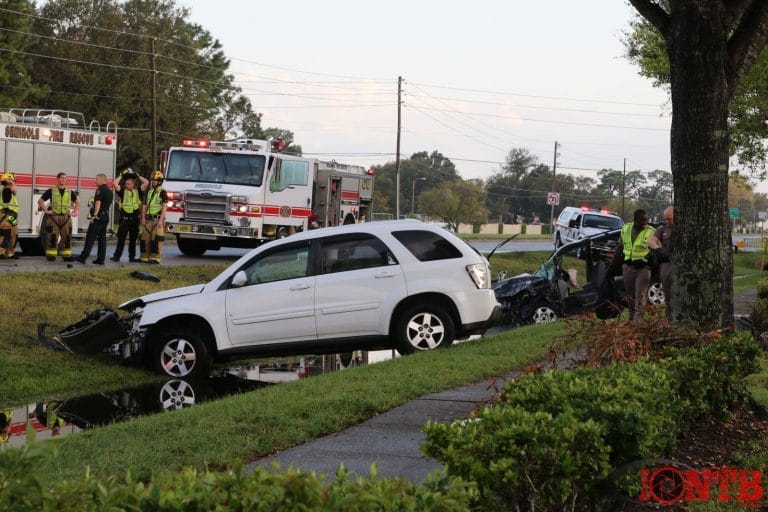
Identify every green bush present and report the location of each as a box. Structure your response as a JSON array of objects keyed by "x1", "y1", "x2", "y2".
[
  {"x1": 0, "y1": 445, "x2": 474, "y2": 512},
  {"x1": 757, "y1": 278, "x2": 768, "y2": 300},
  {"x1": 423, "y1": 334, "x2": 760, "y2": 510},
  {"x1": 541, "y1": 224, "x2": 551, "y2": 235},
  {"x1": 751, "y1": 298, "x2": 768, "y2": 334}
]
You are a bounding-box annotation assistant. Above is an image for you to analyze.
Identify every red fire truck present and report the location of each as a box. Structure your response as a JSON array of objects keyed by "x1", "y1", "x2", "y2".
[{"x1": 161, "y1": 138, "x2": 375, "y2": 256}]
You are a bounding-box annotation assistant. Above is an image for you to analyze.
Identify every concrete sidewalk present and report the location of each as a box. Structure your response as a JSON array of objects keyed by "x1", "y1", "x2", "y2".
[{"x1": 248, "y1": 352, "x2": 580, "y2": 482}]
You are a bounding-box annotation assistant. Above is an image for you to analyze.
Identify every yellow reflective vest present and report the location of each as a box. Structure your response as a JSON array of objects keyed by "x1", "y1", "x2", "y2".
[
  {"x1": 1, "y1": 187, "x2": 19, "y2": 214},
  {"x1": 119, "y1": 188, "x2": 141, "y2": 214},
  {"x1": 50, "y1": 188, "x2": 71, "y2": 215},
  {"x1": 621, "y1": 222, "x2": 655, "y2": 263}
]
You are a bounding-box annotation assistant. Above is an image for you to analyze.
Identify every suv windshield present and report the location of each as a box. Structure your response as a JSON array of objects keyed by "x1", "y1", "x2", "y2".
[
  {"x1": 167, "y1": 150, "x2": 266, "y2": 187},
  {"x1": 583, "y1": 214, "x2": 623, "y2": 230}
]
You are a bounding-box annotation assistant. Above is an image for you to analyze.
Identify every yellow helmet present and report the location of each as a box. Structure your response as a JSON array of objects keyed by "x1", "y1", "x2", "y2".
[
  {"x1": 151, "y1": 170, "x2": 164, "y2": 181},
  {"x1": 1, "y1": 172, "x2": 15, "y2": 182}
]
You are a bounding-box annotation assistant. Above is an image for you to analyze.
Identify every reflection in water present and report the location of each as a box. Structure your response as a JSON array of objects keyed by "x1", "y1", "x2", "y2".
[{"x1": 1, "y1": 350, "x2": 396, "y2": 447}]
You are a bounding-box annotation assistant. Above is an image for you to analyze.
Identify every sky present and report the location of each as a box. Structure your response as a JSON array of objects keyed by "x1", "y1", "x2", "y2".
[{"x1": 180, "y1": 0, "x2": 673, "y2": 187}]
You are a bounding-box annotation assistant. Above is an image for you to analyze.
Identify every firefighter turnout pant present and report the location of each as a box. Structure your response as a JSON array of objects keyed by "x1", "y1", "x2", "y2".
[
  {"x1": 140, "y1": 218, "x2": 164, "y2": 263},
  {"x1": 45, "y1": 214, "x2": 73, "y2": 260},
  {"x1": 113, "y1": 213, "x2": 140, "y2": 260},
  {"x1": 0, "y1": 213, "x2": 17, "y2": 257}
]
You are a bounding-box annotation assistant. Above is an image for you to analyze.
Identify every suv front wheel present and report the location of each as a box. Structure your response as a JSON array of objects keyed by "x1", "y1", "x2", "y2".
[
  {"x1": 394, "y1": 304, "x2": 455, "y2": 354},
  {"x1": 150, "y1": 327, "x2": 211, "y2": 379}
]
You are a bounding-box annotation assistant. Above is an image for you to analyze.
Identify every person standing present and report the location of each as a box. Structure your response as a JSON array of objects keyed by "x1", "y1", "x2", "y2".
[
  {"x1": 140, "y1": 170, "x2": 168, "y2": 264},
  {"x1": 649, "y1": 207, "x2": 674, "y2": 316},
  {"x1": 38, "y1": 172, "x2": 79, "y2": 261},
  {"x1": 0, "y1": 173, "x2": 19, "y2": 259},
  {"x1": 611, "y1": 209, "x2": 656, "y2": 320},
  {"x1": 110, "y1": 169, "x2": 148, "y2": 262},
  {"x1": 76, "y1": 174, "x2": 113, "y2": 264}
]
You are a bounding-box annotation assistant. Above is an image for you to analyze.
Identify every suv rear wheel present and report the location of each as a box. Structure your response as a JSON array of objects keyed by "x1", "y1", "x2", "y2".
[{"x1": 394, "y1": 304, "x2": 455, "y2": 354}]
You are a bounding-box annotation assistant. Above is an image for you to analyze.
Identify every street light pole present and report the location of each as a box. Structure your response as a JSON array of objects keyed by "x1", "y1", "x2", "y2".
[{"x1": 412, "y1": 177, "x2": 426, "y2": 215}]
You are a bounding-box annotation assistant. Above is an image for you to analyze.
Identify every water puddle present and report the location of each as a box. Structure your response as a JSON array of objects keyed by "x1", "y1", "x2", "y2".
[{"x1": 1, "y1": 350, "x2": 395, "y2": 448}]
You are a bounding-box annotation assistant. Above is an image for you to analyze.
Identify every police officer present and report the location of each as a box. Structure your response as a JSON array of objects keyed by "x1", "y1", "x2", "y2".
[
  {"x1": 38, "y1": 172, "x2": 79, "y2": 261},
  {"x1": 110, "y1": 168, "x2": 148, "y2": 262},
  {"x1": 611, "y1": 209, "x2": 656, "y2": 320},
  {"x1": 140, "y1": 170, "x2": 168, "y2": 264},
  {"x1": 649, "y1": 207, "x2": 674, "y2": 316},
  {"x1": 0, "y1": 173, "x2": 19, "y2": 259},
  {"x1": 76, "y1": 173, "x2": 113, "y2": 264}
]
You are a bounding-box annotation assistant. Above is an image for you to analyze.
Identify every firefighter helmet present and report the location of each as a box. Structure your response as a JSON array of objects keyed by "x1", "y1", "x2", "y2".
[
  {"x1": 1, "y1": 172, "x2": 16, "y2": 182},
  {"x1": 150, "y1": 170, "x2": 164, "y2": 181}
]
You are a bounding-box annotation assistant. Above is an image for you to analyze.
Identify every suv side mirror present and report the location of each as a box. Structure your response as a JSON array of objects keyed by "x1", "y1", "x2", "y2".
[{"x1": 231, "y1": 270, "x2": 248, "y2": 288}]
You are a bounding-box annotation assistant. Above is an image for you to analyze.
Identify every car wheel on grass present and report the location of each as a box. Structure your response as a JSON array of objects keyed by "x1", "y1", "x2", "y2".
[
  {"x1": 529, "y1": 303, "x2": 558, "y2": 324},
  {"x1": 647, "y1": 282, "x2": 665, "y2": 305},
  {"x1": 151, "y1": 328, "x2": 210, "y2": 379},
  {"x1": 395, "y1": 304, "x2": 455, "y2": 354}
]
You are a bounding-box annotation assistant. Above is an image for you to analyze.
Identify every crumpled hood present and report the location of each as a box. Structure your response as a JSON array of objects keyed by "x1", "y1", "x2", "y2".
[
  {"x1": 120, "y1": 284, "x2": 205, "y2": 309},
  {"x1": 579, "y1": 227, "x2": 608, "y2": 237},
  {"x1": 492, "y1": 273, "x2": 547, "y2": 298}
]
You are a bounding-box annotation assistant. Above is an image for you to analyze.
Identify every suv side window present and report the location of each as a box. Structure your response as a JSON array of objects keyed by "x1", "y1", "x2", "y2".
[
  {"x1": 241, "y1": 242, "x2": 311, "y2": 285},
  {"x1": 391, "y1": 230, "x2": 463, "y2": 261},
  {"x1": 321, "y1": 234, "x2": 396, "y2": 274}
]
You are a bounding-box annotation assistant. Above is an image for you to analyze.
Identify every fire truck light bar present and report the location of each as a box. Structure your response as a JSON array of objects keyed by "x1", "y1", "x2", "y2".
[{"x1": 182, "y1": 139, "x2": 209, "y2": 148}]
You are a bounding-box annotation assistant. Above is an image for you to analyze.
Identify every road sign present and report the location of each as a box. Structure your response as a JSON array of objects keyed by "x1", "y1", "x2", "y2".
[
  {"x1": 547, "y1": 192, "x2": 560, "y2": 206},
  {"x1": 729, "y1": 207, "x2": 740, "y2": 218}
]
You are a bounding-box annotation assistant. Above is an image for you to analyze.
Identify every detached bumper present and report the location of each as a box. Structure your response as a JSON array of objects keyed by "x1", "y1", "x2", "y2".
[{"x1": 460, "y1": 305, "x2": 503, "y2": 336}]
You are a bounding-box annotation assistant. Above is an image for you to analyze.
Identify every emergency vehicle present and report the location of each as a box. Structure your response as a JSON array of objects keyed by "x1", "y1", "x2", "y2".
[
  {"x1": 161, "y1": 138, "x2": 375, "y2": 255},
  {"x1": 0, "y1": 108, "x2": 117, "y2": 254}
]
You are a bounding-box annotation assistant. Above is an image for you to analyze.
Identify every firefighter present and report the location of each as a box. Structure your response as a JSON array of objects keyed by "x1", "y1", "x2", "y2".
[
  {"x1": 610, "y1": 209, "x2": 656, "y2": 320},
  {"x1": 140, "y1": 170, "x2": 168, "y2": 264},
  {"x1": 110, "y1": 169, "x2": 148, "y2": 262},
  {"x1": 38, "y1": 172, "x2": 80, "y2": 261},
  {"x1": 0, "y1": 172, "x2": 19, "y2": 259}
]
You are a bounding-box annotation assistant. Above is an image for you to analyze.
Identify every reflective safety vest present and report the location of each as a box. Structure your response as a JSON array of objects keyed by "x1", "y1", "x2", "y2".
[
  {"x1": 621, "y1": 222, "x2": 655, "y2": 262},
  {"x1": 50, "y1": 187, "x2": 71, "y2": 215},
  {"x1": 146, "y1": 187, "x2": 164, "y2": 215},
  {"x1": 120, "y1": 189, "x2": 141, "y2": 214},
  {"x1": 1, "y1": 187, "x2": 19, "y2": 214}
]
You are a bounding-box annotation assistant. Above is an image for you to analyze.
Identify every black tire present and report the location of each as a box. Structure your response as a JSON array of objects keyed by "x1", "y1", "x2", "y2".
[
  {"x1": 394, "y1": 304, "x2": 455, "y2": 354},
  {"x1": 276, "y1": 226, "x2": 290, "y2": 239},
  {"x1": 177, "y1": 237, "x2": 207, "y2": 256},
  {"x1": 150, "y1": 327, "x2": 211, "y2": 379},
  {"x1": 18, "y1": 238, "x2": 43, "y2": 256}
]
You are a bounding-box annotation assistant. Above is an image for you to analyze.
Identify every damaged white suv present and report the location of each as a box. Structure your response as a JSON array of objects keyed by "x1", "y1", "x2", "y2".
[{"x1": 60, "y1": 221, "x2": 500, "y2": 378}]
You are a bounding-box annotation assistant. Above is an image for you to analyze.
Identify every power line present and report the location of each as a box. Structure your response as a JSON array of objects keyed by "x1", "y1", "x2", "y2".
[
  {"x1": 407, "y1": 81, "x2": 664, "y2": 107},
  {"x1": 407, "y1": 105, "x2": 509, "y2": 154}
]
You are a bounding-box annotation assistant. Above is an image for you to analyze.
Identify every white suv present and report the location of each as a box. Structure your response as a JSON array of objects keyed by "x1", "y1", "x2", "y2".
[
  {"x1": 119, "y1": 220, "x2": 501, "y2": 378},
  {"x1": 554, "y1": 207, "x2": 624, "y2": 248}
]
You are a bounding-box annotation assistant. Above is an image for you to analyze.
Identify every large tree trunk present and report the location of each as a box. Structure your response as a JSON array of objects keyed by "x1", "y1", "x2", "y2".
[{"x1": 667, "y1": 3, "x2": 733, "y2": 328}]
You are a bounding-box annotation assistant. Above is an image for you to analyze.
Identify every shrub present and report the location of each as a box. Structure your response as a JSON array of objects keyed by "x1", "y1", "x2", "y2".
[
  {"x1": 757, "y1": 278, "x2": 768, "y2": 300},
  {"x1": 0, "y1": 445, "x2": 474, "y2": 512},
  {"x1": 750, "y1": 298, "x2": 768, "y2": 334}
]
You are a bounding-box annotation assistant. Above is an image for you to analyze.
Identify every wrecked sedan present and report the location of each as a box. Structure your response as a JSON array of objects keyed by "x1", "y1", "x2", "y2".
[
  {"x1": 55, "y1": 220, "x2": 501, "y2": 378},
  {"x1": 493, "y1": 230, "x2": 627, "y2": 326}
]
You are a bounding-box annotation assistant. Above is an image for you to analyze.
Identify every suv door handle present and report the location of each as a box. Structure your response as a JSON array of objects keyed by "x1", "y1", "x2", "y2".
[
  {"x1": 375, "y1": 272, "x2": 396, "y2": 279},
  {"x1": 290, "y1": 283, "x2": 311, "y2": 291}
]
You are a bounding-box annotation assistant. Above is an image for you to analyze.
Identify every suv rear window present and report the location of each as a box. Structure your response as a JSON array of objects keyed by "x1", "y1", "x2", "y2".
[{"x1": 392, "y1": 230, "x2": 463, "y2": 261}]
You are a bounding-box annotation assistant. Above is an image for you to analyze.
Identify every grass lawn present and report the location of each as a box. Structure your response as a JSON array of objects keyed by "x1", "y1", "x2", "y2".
[
  {"x1": 460, "y1": 233, "x2": 552, "y2": 240},
  {"x1": 31, "y1": 322, "x2": 563, "y2": 483}
]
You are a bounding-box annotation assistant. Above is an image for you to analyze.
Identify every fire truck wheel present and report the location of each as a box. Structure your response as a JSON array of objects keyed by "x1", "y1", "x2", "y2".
[
  {"x1": 276, "y1": 227, "x2": 290, "y2": 239},
  {"x1": 343, "y1": 214, "x2": 356, "y2": 225},
  {"x1": 150, "y1": 328, "x2": 211, "y2": 379},
  {"x1": 177, "y1": 238, "x2": 208, "y2": 256},
  {"x1": 19, "y1": 238, "x2": 44, "y2": 256},
  {"x1": 394, "y1": 304, "x2": 455, "y2": 354}
]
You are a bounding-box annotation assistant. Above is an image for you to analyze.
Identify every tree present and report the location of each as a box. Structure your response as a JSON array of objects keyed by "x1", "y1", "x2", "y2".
[
  {"x1": 419, "y1": 180, "x2": 488, "y2": 233},
  {"x1": 485, "y1": 148, "x2": 540, "y2": 222},
  {"x1": 626, "y1": 5, "x2": 768, "y2": 174},
  {"x1": 628, "y1": 0, "x2": 768, "y2": 327},
  {"x1": 0, "y1": 0, "x2": 41, "y2": 106},
  {"x1": 262, "y1": 127, "x2": 302, "y2": 156}
]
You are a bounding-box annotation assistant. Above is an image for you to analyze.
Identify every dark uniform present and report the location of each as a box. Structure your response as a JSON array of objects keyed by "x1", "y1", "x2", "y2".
[
  {"x1": 111, "y1": 187, "x2": 142, "y2": 262},
  {"x1": 653, "y1": 223, "x2": 673, "y2": 311},
  {"x1": 77, "y1": 182, "x2": 113, "y2": 264}
]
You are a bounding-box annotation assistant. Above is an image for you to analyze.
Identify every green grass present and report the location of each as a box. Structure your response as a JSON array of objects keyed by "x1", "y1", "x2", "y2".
[
  {"x1": 733, "y1": 251, "x2": 765, "y2": 293},
  {"x1": 747, "y1": 357, "x2": 768, "y2": 409},
  {"x1": 29, "y1": 322, "x2": 563, "y2": 483},
  {"x1": 487, "y1": 251, "x2": 551, "y2": 278},
  {"x1": 0, "y1": 265, "x2": 227, "y2": 405},
  {"x1": 460, "y1": 233, "x2": 552, "y2": 240}
]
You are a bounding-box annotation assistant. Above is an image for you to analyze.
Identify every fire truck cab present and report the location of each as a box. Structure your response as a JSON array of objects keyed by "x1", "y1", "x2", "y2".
[
  {"x1": 0, "y1": 108, "x2": 117, "y2": 255},
  {"x1": 162, "y1": 138, "x2": 374, "y2": 256}
]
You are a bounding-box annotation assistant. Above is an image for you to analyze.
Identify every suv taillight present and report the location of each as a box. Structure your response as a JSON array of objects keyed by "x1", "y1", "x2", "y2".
[{"x1": 466, "y1": 263, "x2": 490, "y2": 289}]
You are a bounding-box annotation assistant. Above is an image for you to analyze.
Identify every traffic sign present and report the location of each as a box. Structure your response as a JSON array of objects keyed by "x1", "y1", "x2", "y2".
[
  {"x1": 547, "y1": 192, "x2": 560, "y2": 206},
  {"x1": 729, "y1": 207, "x2": 740, "y2": 218}
]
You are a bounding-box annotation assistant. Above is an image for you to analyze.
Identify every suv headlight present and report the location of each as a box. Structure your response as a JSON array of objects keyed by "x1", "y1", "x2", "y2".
[{"x1": 466, "y1": 263, "x2": 490, "y2": 289}]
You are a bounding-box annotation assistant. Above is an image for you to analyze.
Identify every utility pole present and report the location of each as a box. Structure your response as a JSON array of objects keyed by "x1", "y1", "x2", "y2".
[
  {"x1": 621, "y1": 157, "x2": 626, "y2": 219},
  {"x1": 150, "y1": 38, "x2": 158, "y2": 173},
  {"x1": 549, "y1": 141, "x2": 559, "y2": 227},
  {"x1": 395, "y1": 76, "x2": 403, "y2": 220}
]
